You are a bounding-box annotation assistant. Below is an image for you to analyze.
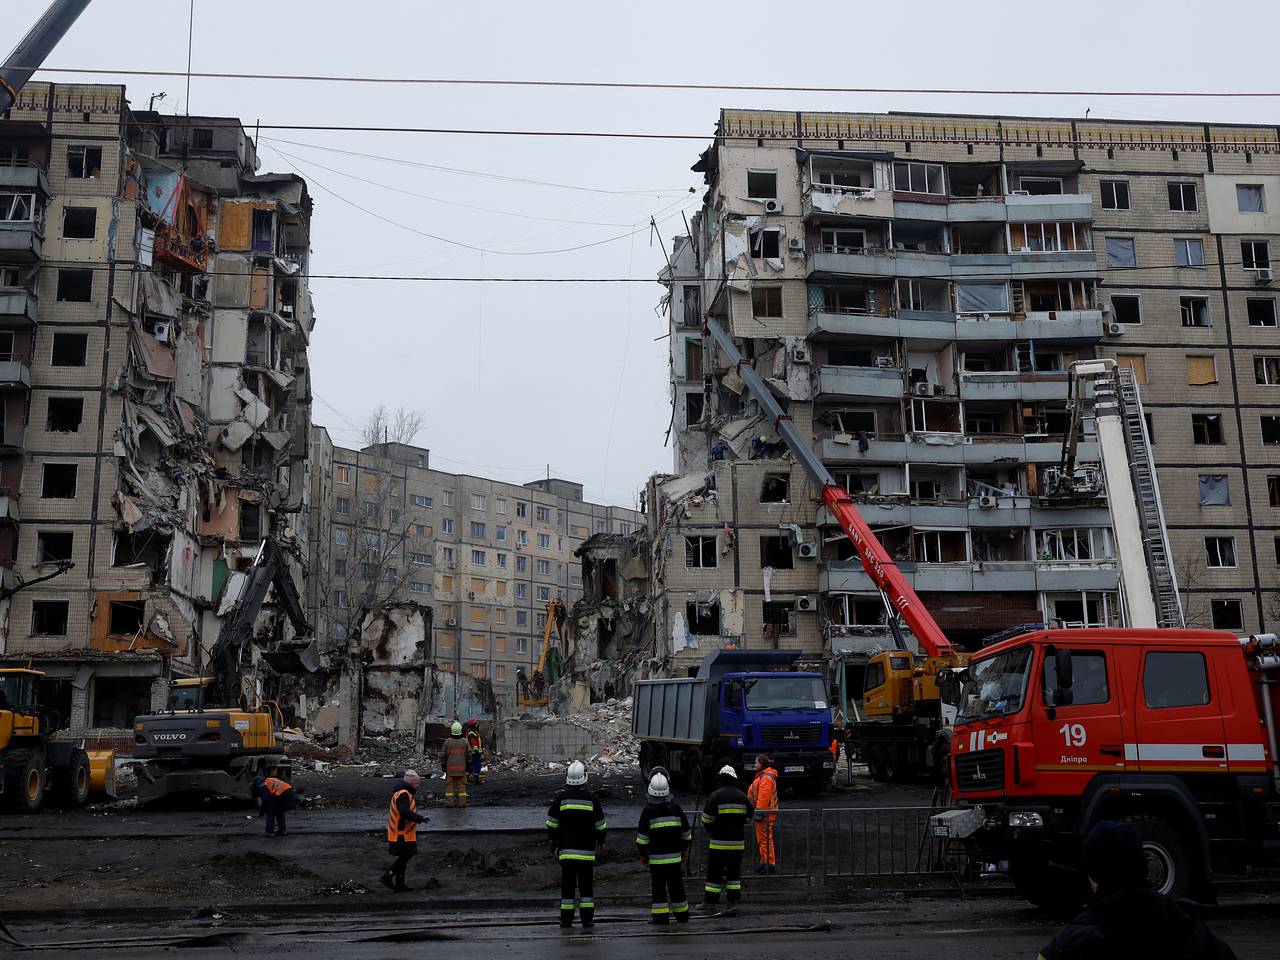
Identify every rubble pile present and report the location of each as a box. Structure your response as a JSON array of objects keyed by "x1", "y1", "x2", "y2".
[{"x1": 563, "y1": 696, "x2": 638, "y2": 770}]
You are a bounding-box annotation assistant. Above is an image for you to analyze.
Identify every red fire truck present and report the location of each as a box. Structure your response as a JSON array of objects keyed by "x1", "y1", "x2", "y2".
[{"x1": 941, "y1": 628, "x2": 1279, "y2": 906}]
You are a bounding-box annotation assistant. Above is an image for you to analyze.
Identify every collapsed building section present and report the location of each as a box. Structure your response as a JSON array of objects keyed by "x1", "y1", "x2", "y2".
[{"x1": 0, "y1": 85, "x2": 315, "y2": 736}]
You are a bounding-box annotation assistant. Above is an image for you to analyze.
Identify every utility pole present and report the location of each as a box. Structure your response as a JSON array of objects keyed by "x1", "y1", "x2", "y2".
[{"x1": 0, "y1": 0, "x2": 93, "y2": 114}]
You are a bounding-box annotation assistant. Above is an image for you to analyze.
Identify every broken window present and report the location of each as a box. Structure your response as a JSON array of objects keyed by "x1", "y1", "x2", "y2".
[
  {"x1": 752, "y1": 286, "x2": 783, "y2": 317},
  {"x1": 1167, "y1": 182, "x2": 1198, "y2": 212},
  {"x1": 1269, "y1": 476, "x2": 1280, "y2": 507},
  {"x1": 1174, "y1": 238, "x2": 1204, "y2": 268},
  {"x1": 820, "y1": 228, "x2": 866, "y2": 253},
  {"x1": 1263, "y1": 416, "x2": 1280, "y2": 444},
  {"x1": 46, "y1": 396, "x2": 84, "y2": 433},
  {"x1": 40, "y1": 463, "x2": 77, "y2": 499},
  {"x1": 251, "y1": 208, "x2": 273, "y2": 252},
  {"x1": 682, "y1": 285, "x2": 701, "y2": 327},
  {"x1": 108, "y1": 599, "x2": 146, "y2": 636},
  {"x1": 66, "y1": 145, "x2": 102, "y2": 179},
  {"x1": 1180, "y1": 297, "x2": 1210, "y2": 327},
  {"x1": 686, "y1": 599, "x2": 721, "y2": 636},
  {"x1": 1110, "y1": 295, "x2": 1141, "y2": 324},
  {"x1": 972, "y1": 528, "x2": 1026, "y2": 562},
  {"x1": 892, "y1": 161, "x2": 944, "y2": 195},
  {"x1": 684, "y1": 338, "x2": 702, "y2": 380},
  {"x1": 747, "y1": 170, "x2": 778, "y2": 199},
  {"x1": 1186, "y1": 355, "x2": 1217, "y2": 385},
  {"x1": 749, "y1": 228, "x2": 781, "y2": 260},
  {"x1": 760, "y1": 474, "x2": 790, "y2": 503},
  {"x1": 239, "y1": 501, "x2": 262, "y2": 541},
  {"x1": 1248, "y1": 298, "x2": 1278, "y2": 327},
  {"x1": 31, "y1": 600, "x2": 69, "y2": 636},
  {"x1": 684, "y1": 392, "x2": 704, "y2": 426},
  {"x1": 760, "y1": 535, "x2": 794, "y2": 569},
  {"x1": 191, "y1": 128, "x2": 215, "y2": 150},
  {"x1": 1211, "y1": 598, "x2": 1244, "y2": 631},
  {"x1": 1205, "y1": 536, "x2": 1237, "y2": 568},
  {"x1": 828, "y1": 346, "x2": 875, "y2": 367},
  {"x1": 1198, "y1": 475, "x2": 1230, "y2": 506},
  {"x1": 822, "y1": 286, "x2": 870, "y2": 314},
  {"x1": 913, "y1": 529, "x2": 968, "y2": 563},
  {"x1": 1242, "y1": 240, "x2": 1271, "y2": 271},
  {"x1": 1192, "y1": 413, "x2": 1225, "y2": 445},
  {"x1": 1237, "y1": 184, "x2": 1266, "y2": 213},
  {"x1": 1037, "y1": 528, "x2": 1113, "y2": 562},
  {"x1": 0, "y1": 192, "x2": 36, "y2": 222},
  {"x1": 762, "y1": 601, "x2": 796, "y2": 637},
  {"x1": 56, "y1": 269, "x2": 92, "y2": 303},
  {"x1": 1100, "y1": 180, "x2": 1130, "y2": 210},
  {"x1": 51, "y1": 332, "x2": 88, "y2": 367},
  {"x1": 1255, "y1": 356, "x2": 1280, "y2": 385},
  {"x1": 62, "y1": 207, "x2": 96, "y2": 239},
  {"x1": 685, "y1": 536, "x2": 717, "y2": 568},
  {"x1": 36, "y1": 530, "x2": 73, "y2": 564},
  {"x1": 1018, "y1": 176, "x2": 1063, "y2": 195},
  {"x1": 91, "y1": 676, "x2": 153, "y2": 728},
  {"x1": 955, "y1": 282, "x2": 1008, "y2": 314},
  {"x1": 1105, "y1": 237, "x2": 1136, "y2": 268}
]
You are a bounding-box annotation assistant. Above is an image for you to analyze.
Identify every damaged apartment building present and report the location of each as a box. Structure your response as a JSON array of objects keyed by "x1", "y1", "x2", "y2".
[
  {"x1": 305, "y1": 432, "x2": 641, "y2": 738},
  {"x1": 0, "y1": 83, "x2": 314, "y2": 733},
  {"x1": 655, "y1": 107, "x2": 1280, "y2": 674}
]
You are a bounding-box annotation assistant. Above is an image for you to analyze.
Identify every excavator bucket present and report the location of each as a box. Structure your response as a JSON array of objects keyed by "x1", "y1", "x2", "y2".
[{"x1": 261, "y1": 636, "x2": 320, "y2": 674}]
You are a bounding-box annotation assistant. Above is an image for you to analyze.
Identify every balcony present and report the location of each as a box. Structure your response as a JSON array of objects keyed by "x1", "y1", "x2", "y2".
[
  {"x1": 0, "y1": 359, "x2": 32, "y2": 389},
  {"x1": 0, "y1": 220, "x2": 44, "y2": 261},
  {"x1": 0, "y1": 424, "x2": 25, "y2": 449},
  {"x1": 951, "y1": 251, "x2": 1096, "y2": 280},
  {"x1": 802, "y1": 182, "x2": 895, "y2": 221},
  {"x1": 0, "y1": 288, "x2": 36, "y2": 326},
  {"x1": 959, "y1": 372, "x2": 1070, "y2": 402},
  {"x1": 153, "y1": 221, "x2": 209, "y2": 274},
  {"x1": 1033, "y1": 561, "x2": 1119, "y2": 591},
  {"x1": 1006, "y1": 192, "x2": 1092, "y2": 221},
  {"x1": 816, "y1": 365, "x2": 903, "y2": 401},
  {"x1": 0, "y1": 163, "x2": 52, "y2": 196},
  {"x1": 1021, "y1": 310, "x2": 1105, "y2": 342},
  {"x1": 0, "y1": 494, "x2": 18, "y2": 524},
  {"x1": 819, "y1": 557, "x2": 1117, "y2": 596}
]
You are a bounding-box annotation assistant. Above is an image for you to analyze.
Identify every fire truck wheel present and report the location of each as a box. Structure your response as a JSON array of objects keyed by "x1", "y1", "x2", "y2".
[
  {"x1": 1010, "y1": 856, "x2": 1086, "y2": 916},
  {"x1": 1126, "y1": 816, "x2": 1193, "y2": 899}
]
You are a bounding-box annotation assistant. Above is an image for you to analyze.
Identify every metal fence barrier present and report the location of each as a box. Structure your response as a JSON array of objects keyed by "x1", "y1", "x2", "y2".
[{"x1": 685, "y1": 807, "x2": 813, "y2": 885}]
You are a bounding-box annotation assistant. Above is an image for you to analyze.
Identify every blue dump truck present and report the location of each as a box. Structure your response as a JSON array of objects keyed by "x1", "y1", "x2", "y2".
[{"x1": 632, "y1": 649, "x2": 835, "y2": 795}]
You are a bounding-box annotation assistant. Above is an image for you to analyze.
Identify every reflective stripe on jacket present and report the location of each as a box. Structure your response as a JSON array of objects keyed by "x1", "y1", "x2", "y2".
[
  {"x1": 701, "y1": 783, "x2": 753, "y2": 850},
  {"x1": 546, "y1": 785, "x2": 607, "y2": 861},
  {"x1": 442, "y1": 736, "x2": 469, "y2": 775},
  {"x1": 262, "y1": 777, "x2": 291, "y2": 797},
  {"x1": 636, "y1": 800, "x2": 691, "y2": 865},
  {"x1": 466, "y1": 730, "x2": 483, "y2": 754},
  {"x1": 747, "y1": 768, "x2": 779, "y2": 816},
  {"x1": 387, "y1": 788, "x2": 418, "y2": 843}
]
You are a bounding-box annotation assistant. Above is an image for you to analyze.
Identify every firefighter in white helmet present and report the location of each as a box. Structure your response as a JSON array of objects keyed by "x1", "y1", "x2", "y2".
[
  {"x1": 635, "y1": 771, "x2": 691, "y2": 925},
  {"x1": 697, "y1": 764, "x2": 754, "y2": 914},
  {"x1": 545, "y1": 760, "x2": 606, "y2": 928}
]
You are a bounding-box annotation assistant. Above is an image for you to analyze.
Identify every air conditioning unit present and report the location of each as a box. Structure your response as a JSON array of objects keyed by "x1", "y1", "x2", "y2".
[
  {"x1": 790, "y1": 346, "x2": 811, "y2": 364},
  {"x1": 1107, "y1": 322, "x2": 1125, "y2": 336},
  {"x1": 797, "y1": 542, "x2": 818, "y2": 559},
  {"x1": 280, "y1": 303, "x2": 295, "y2": 318},
  {"x1": 979, "y1": 494, "x2": 998, "y2": 509},
  {"x1": 1255, "y1": 268, "x2": 1274, "y2": 283},
  {"x1": 446, "y1": 618, "x2": 458, "y2": 628},
  {"x1": 762, "y1": 199, "x2": 783, "y2": 213},
  {"x1": 913, "y1": 382, "x2": 932, "y2": 396},
  {"x1": 145, "y1": 319, "x2": 171, "y2": 342},
  {"x1": 932, "y1": 383, "x2": 946, "y2": 395},
  {"x1": 787, "y1": 237, "x2": 804, "y2": 254},
  {"x1": 796, "y1": 596, "x2": 816, "y2": 612}
]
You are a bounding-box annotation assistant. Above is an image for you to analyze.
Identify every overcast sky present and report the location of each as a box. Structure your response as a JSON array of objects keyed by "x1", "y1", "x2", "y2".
[{"x1": 12, "y1": 0, "x2": 1280, "y2": 506}]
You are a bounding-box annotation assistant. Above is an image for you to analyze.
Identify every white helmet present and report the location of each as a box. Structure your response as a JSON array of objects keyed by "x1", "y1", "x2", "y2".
[
  {"x1": 648, "y1": 772, "x2": 670, "y2": 799},
  {"x1": 566, "y1": 760, "x2": 587, "y2": 786},
  {"x1": 718, "y1": 764, "x2": 737, "y2": 779}
]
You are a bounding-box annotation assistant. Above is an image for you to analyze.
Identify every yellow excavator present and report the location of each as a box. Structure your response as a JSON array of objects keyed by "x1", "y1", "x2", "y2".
[
  {"x1": 0, "y1": 668, "x2": 115, "y2": 812},
  {"x1": 132, "y1": 538, "x2": 316, "y2": 804},
  {"x1": 517, "y1": 598, "x2": 566, "y2": 708}
]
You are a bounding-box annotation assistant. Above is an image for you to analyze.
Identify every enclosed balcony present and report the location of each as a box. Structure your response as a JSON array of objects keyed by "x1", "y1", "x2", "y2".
[
  {"x1": 0, "y1": 195, "x2": 45, "y2": 262},
  {"x1": 0, "y1": 287, "x2": 36, "y2": 326},
  {"x1": 801, "y1": 153, "x2": 894, "y2": 220}
]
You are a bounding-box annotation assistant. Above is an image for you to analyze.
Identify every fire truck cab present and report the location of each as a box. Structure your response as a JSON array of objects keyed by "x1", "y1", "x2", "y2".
[{"x1": 945, "y1": 628, "x2": 1280, "y2": 907}]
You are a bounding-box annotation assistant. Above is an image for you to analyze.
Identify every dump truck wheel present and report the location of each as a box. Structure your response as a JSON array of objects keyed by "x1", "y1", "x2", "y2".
[
  {"x1": 52, "y1": 750, "x2": 91, "y2": 808},
  {"x1": 3, "y1": 750, "x2": 46, "y2": 813},
  {"x1": 684, "y1": 749, "x2": 705, "y2": 796}
]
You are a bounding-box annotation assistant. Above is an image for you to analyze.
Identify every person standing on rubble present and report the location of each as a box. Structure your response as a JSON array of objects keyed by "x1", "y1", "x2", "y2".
[
  {"x1": 464, "y1": 718, "x2": 486, "y2": 784},
  {"x1": 545, "y1": 760, "x2": 607, "y2": 929},
  {"x1": 441, "y1": 721, "x2": 470, "y2": 807},
  {"x1": 697, "y1": 765, "x2": 753, "y2": 915},
  {"x1": 636, "y1": 772, "x2": 691, "y2": 926},
  {"x1": 746, "y1": 754, "x2": 779, "y2": 874},
  {"x1": 381, "y1": 769, "x2": 429, "y2": 892}
]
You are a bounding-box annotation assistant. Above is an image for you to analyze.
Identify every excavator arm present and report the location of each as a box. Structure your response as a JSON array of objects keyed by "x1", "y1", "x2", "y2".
[
  {"x1": 210, "y1": 539, "x2": 315, "y2": 708},
  {"x1": 703, "y1": 316, "x2": 953, "y2": 658}
]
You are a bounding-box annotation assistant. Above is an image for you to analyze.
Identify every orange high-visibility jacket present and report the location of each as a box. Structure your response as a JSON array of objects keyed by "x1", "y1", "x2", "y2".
[
  {"x1": 442, "y1": 736, "x2": 469, "y2": 776},
  {"x1": 262, "y1": 777, "x2": 291, "y2": 797},
  {"x1": 387, "y1": 788, "x2": 419, "y2": 843},
  {"x1": 747, "y1": 767, "x2": 779, "y2": 816}
]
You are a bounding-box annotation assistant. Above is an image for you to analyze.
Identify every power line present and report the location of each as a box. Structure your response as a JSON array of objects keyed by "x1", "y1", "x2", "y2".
[{"x1": 22, "y1": 65, "x2": 1280, "y2": 99}]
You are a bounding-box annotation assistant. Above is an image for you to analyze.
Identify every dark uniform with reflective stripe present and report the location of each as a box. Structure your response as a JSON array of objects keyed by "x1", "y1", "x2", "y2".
[
  {"x1": 636, "y1": 799, "x2": 691, "y2": 923},
  {"x1": 700, "y1": 782, "x2": 753, "y2": 906},
  {"x1": 545, "y1": 785, "x2": 607, "y2": 926}
]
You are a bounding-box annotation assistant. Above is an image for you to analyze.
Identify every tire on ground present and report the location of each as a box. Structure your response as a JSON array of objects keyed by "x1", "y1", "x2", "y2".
[
  {"x1": 51, "y1": 749, "x2": 91, "y2": 808},
  {"x1": 2, "y1": 749, "x2": 46, "y2": 813},
  {"x1": 1125, "y1": 815, "x2": 1196, "y2": 899}
]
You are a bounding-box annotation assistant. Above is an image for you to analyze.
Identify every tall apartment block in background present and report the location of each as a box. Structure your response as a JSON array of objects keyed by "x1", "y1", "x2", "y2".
[
  {"x1": 655, "y1": 108, "x2": 1280, "y2": 674},
  {"x1": 0, "y1": 83, "x2": 315, "y2": 732},
  {"x1": 307, "y1": 429, "x2": 642, "y2": 688}
]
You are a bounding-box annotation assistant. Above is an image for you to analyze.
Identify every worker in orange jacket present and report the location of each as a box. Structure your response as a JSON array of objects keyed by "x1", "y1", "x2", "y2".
[
  {"x1": 441, "y1": 721, "x2": 470, "y2": 807},
  {"x1": 252, "y1": 774, "x2": 296, "y2": 837},
  {"x1": 745, "y1": 754, "x2": 779, "y2": 874}
]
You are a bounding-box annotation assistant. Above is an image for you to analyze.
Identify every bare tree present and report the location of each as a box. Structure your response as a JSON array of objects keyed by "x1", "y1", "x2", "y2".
[
  {"x1": 361, "y1": 405, "x2": 426, "y2": 448},
  {"x1": 1174, "y1": 553, "x2": 1211, "y2": 628}
]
